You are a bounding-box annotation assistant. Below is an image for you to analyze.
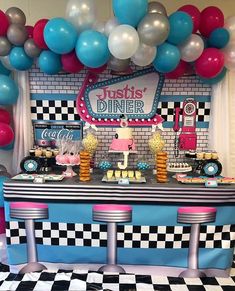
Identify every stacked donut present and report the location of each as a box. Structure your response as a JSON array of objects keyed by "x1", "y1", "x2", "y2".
[
  {"x1": 79, "y1": 151, "x2": 91, "y2": 182},
  {"x1": 156, "y1": 151, "x2": 168, "y2": 183}
]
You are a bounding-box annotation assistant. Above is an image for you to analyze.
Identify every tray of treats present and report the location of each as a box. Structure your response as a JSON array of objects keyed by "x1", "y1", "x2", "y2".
[
  {"x1": 102, "y1": 170, "x2": 146, "y2": 183},
  {"x1": 177, "y1": 176, "x2": 235, "y2": 185},
  {"x1": 167, "y1": 162, "x2": 192, "y2": 173},
  {"x1": 12, "y1": 174, "x2": 64, "y2": 181}
]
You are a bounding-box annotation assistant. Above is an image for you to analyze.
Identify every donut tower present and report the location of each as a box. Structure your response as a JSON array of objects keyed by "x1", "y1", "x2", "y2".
[
  {"x1": 79, "y1": 151, "x2": 91, "y2": 182},
  {"x1": 156, "y1": 151, "x2": 168, "y2": 183}
]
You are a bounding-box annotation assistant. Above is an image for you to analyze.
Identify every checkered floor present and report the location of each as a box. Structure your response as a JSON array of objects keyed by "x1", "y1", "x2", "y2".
[{"x1": 0, "y1": 259, "x2": 234, "y2": 291}]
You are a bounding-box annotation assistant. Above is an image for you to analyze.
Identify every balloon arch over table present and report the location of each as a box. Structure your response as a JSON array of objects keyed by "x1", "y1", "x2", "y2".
[{"x1": 0, "y1": 0, "x2": 235, "y2": 149}]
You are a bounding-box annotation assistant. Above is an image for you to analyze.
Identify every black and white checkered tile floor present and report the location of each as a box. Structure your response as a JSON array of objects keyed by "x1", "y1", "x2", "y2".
[{"x1": 0, "y1": 258, "x2": 234, "y2": 291}]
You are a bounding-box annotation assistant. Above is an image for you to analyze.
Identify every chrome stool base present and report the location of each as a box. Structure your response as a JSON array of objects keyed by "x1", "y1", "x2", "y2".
[
  {"x1": 179, "y1": 269, "x2": 206, "y2": 278},
  {"x1": 19, "y1": 262, "x2": 47, "y2": 274},
  {"x1": 98, "y1": 264, "x2": 126, "y2": 273}
]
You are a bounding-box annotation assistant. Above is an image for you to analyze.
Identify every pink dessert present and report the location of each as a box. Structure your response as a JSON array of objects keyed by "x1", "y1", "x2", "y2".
[
  {"x1": 110, "y1": 139, "x2": 136, "y2": 151},
  {"x1": 55, "y1": 154, "x2": 64, "y2": 164},
  {"x1": 69, "y1": 155, "x2": 80, "y2": 165}
]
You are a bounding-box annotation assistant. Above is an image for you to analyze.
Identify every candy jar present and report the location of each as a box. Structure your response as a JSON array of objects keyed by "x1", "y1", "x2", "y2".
[
  {"x1": 148, "y1": 131, "x2": 165, "y2": 174},
  {"x1": 82, "y1": 130, "x2": 99, "y2": 172}
]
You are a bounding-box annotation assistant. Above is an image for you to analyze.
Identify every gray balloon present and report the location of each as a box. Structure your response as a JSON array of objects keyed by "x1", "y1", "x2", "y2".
[
  {"x1": 24, "y1": 39, "x2": 41, "y2": 58},
  {"x1": 148, "y1": 1, "x2": 167, "y2": 16},
  {"x1": 108, "y1": 56, "x2": 130, "y2": 72},
  {"x1": 137, "y1": 13, "x2": 170, "y2": 46},
  {"x1": 6, "y1": 7, "x2": 26, "y2": 25},
  {"x1": 0, "y1": 165, "x2": 7, "y2": 172},
  {"x1": 7, "y1": 24, "x2": 28, "y2": 46},
  {"x1": 0, "y1": 55, "x2": 15, "y2": 71},
  {"x1": 0, "y1": 37, "x2": 11, "y2": 56}
]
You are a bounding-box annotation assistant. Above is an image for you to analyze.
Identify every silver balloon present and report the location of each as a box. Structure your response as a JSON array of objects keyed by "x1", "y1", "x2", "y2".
[
  {"x1": 148, "y1": 1, "x2": 167, "y2": 16},
  {"x1": 0, "y1": 165, "x2": 7, "y2": 172},
  {"x1": 108, "y1": 25, "x2": 139, "y2": 59},
  {"x1": 5, "y1": 7, "x2": 26, "y2": 25},
  {"x1": 104, "y1": 18, "x2": 120, "y2": 37},
  {"x1": 108, "y1": 56, "x2": 130, "y2": 72},
  {"x1": 24, "y1": 39, "x2": 41, "y2": 58},
  {"x1": 224, "y1": 16, "x2": 235, "y2": 41},
  {"x1": 0, "y1": 37, "x2": 11, "y2": 56},
  {"x1": 65, "y1": 0, "x2": 96, "y2": 33},
  {"x1": 222, "y1": 41, "x2": 235, "y2": 71},
  {"x1": 0, "y1": 55, "x2": 15, "y2": 71},
  {"x1": 7, "y1": 24, "x2": 28, "y2": 46},
  {"x1": 179, "y1": 34, "x2": 204, "y2": 62},
  {"x1": 131, "y1": 43, "x2": 157, "y2": 67},
  {"x1": 137, "y1": 13, "x2": 170, "y2": 46},
  {"x1": 92, "y1": 21, "x2": 105, "y2": 34}
]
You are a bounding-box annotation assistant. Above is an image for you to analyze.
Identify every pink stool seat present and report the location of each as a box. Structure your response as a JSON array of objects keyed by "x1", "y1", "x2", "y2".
[
  {"x1": 178, "y1": 207, "x2": 216, "y2": 214},
  {"x1": 93, "y1": 204, "x2": 132, "y2": 212},
  {"x1": 10, "y1": 202, "x2": 48, "y2": 209}
]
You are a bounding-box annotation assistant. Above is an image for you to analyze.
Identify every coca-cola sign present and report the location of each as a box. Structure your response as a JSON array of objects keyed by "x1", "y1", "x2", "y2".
[{"x1": 33, "y1": 121, "x2": 82, "y2": 146}]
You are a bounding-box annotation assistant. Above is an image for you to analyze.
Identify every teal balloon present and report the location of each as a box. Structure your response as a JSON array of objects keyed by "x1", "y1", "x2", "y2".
[
  {"x1": 0, "y1": 176, "x2": 9, "y2": 207},
  {"x1": 153, "y1": 42, "x2": 181, "y2": 73},
  {"x1": 112, "y1": 0, "x2": 148, "y2": 27},
  {"x1": 199, "y1": 67, "x2": 227, "y2": 85},
  {"x1": 44, "y1": 18, "x2": 77, "y2": 54},
  {"x1": 0, "y1": 60, "x2": 10, "y2": 76},
  {"x1": 76, "y1": 30, "x2": 110, "y2": 68},
  {"x1": 38, "y1": 50, "x2": 62, "y2": 75},
  {"x1": 167, "y1": 11, "x2": 193, "y2": 45},
  {"x1": 0, "y1": 75, "x2": 19, "y2": 105},
  {"x1": 9, "y1": 47, "x2": 33, "y2": 71},
  {"x1": 208, "y1": 28, "x2": 230, "y2": 49},
  {"x1": 0, "y1": 140, "x2": 14, "y2": 150}
]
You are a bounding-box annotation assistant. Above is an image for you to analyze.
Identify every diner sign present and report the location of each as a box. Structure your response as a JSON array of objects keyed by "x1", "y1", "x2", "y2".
[
  {"x1": 33, "y1": 121, "x2": 83, "y2": 146},
  {"x1": 84, "y1": 68, "x2": 164, "y2": 120}
]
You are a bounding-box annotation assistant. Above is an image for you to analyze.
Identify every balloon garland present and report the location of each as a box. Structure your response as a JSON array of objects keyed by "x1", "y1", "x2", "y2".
[{"x1": 0, "y1": 1, "x2": 235, "y2": 148}]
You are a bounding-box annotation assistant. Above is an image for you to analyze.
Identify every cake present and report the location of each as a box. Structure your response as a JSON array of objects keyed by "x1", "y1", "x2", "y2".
[{"x1": 110, "y1": 127, "x2": 136, "y2": 151}]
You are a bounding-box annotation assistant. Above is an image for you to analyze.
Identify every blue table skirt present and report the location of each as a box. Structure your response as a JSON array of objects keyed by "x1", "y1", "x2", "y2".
[{"x1": 4, "y1": 202, "x2": 235, "y2": 269}]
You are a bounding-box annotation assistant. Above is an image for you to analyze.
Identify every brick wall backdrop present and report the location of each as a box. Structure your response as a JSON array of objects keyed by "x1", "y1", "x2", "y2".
[{"x1": 29, "y1": 66, "x2": 211, "y2": 168}]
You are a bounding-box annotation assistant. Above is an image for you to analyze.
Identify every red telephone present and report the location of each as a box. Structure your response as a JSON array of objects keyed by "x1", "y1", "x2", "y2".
[{"x1": 174, "y1": 98, "x2": 197, "y2": 154}]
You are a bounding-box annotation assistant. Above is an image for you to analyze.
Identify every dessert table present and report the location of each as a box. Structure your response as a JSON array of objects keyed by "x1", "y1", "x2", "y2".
[{"x1": 3, "y1": 171, "x2": 235, "y2": 275}]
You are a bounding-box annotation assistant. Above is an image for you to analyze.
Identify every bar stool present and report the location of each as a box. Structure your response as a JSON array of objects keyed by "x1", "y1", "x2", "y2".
[
  {"x1": 10, "y1": 202, "x2": 49, "y2": 274},
  {"x1": 93, "y1": 204, "x2": 132, "y2": 273},
  {"x1": 177, "y1": 206, "x2": 217, "y2": 278}
]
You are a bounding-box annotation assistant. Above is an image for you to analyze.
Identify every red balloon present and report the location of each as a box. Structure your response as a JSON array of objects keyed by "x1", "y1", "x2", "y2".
[
  {"x1": 26, "y1": 25, "x2": 34, "y2": 38},
  {"x1": 199, "y1": 6, "x2": 224, "y2": 37},
  {"x1": 0, "y1": 122, "x2": 14, "y2": 147},
  {"x1": 0, "y1": 10, "x2": 9, "y2": 36},
  {"x1": 33, "y1": 19, "x2": 49, "y2": 49},
  {"x1": 0, "y1": 108, "x2": 10, "y2": 124},
  {"x1": 195, "y1": 48, "x2": 224, "y2": 78},
  {"x1": 87, "y1": 64, "x2": 107, "y2": 74},
  {"x1": 61, "y1": 51, "x2": 84, "y2": 74},
  {"x1": 165, "y1": 60, "x2": 188, "y2": 79},
  {"x1": 178, "y1": 5, "x2": 201, "y2": 33}
]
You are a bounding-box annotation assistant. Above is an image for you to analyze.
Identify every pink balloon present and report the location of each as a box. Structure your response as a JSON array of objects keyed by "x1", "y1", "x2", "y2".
[
  {"x1": 26, "y1": 25, "x2": 34, "y2": 38},
  {"x1": 195, "y1": 48, "x2": 224, "y2": 78},
  {"x1": 0, "y1": 10, "x2": 9, "y2": 36},
  {"x1": 87, "y1": 64, "x2": 107, "y2": 74},
  {"x1": 61, "y1": 51, "x2": 84, "y2": 74},
  {"x1": 199, "y1": 6, "x2": 224, "y2": 37},
  {"x1": 0, "y1": 122, "x2": 14, "y2": 147},
  {"x1": 165, "y1": 60, "x2": 188, "y2": 79},
  {"x1": 33, "y1": 19, "x2": 49, "y2": 49},
  {"x1": 0, "y1": 108, "x2": 10, "y2": 124},
  {"x1": 178, "y1": 5, "x2": 201, "y2": 33}
]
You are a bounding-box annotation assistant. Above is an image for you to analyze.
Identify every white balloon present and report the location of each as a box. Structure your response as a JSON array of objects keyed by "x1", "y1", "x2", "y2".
[
  {"x1": 104, "y1": 18, "x2": 120, "y2": 37},
  {"x1": 179, "y1": 34, "x2": 204, "y2": 62},
  {"x1": 131, "y1": 43, "x2": 157, "y2": 67},
  {"x1": 108, "y1": 25, "x2": 139, "y2": 59},
  {"x1": 65, "y1": 0, "x2": 96, "y2": 33},
  {"x1": 92, "y1": 21, "x2": 105, "y2": 33},
  {"x1": 222, "y1": 41, "x2": 235, "y2": 71},
  {"x1": 224, "y1": 16, "x2": 235, "y2": 41}
]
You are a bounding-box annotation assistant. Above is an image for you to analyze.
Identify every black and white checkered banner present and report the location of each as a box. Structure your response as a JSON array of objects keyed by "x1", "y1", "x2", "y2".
[
  {"x1": 6, "y1": 222, "x2": 235, "y2": 249},
  {"x1": 31, "y1": 100, "x2": 210, "y2": 123}
]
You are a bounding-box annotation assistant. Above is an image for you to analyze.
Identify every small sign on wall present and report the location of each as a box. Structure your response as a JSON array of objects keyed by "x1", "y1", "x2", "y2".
[{"x1": 33, "y1": 121, "x2": 83, "y2": 147}]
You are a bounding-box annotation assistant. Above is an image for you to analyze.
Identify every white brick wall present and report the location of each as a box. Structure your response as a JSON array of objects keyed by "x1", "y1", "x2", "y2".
[{"x1": 29, "y1": 66, "x2": 211, "y2": 168}]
